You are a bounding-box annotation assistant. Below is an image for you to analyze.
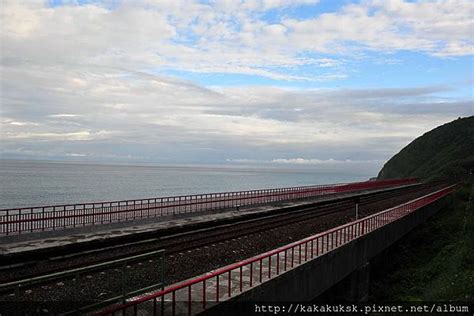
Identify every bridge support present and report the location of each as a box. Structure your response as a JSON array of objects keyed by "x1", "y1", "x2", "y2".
[
  {"x1": 316, "y1": 261, "x2": 370, "y2": 302},
  {"x1": 349, "y1": 262, "x2": 370, "y2": 301}
]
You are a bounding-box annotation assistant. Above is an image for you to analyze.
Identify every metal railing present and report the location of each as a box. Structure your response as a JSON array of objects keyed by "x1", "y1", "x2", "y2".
[
  {"x1": 0, "y1": 178, "x2": 418, "y2": 236},
  {"x1": 96, "y1": 184, "x2": 455, "y2": 316}
]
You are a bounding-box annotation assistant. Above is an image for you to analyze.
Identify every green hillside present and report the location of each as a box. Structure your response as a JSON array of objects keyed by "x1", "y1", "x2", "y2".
[
  {"x1": 372, "y1": 117, "x2": 474, "y2": 302},
  {"x1": 378, "y1": 116, "x2": 474, "y2": 181}
]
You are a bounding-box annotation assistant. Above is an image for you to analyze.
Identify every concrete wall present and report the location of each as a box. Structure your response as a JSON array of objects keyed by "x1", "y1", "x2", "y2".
[{"x1": 203, "y1": 197, "x2": 447, "y2": 315}]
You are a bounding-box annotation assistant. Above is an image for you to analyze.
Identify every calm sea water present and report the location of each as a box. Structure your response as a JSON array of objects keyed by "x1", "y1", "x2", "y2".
[{"x1": 0, "y1": 160, "x2": 372, "y2": 209}]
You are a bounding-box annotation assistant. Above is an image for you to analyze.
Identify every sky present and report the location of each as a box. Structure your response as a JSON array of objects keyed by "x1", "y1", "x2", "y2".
[{"x1": 0, "y1": 0, "x2": 473, "y2": 175}]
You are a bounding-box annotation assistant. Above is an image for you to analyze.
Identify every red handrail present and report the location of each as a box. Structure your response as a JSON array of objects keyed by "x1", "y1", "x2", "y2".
[
  {"x1": 96, "y1": 184, "x2": 454, "y2": 316},
  {"x1": 0, "y1": 178, "x2": 418, "y2": 235}
]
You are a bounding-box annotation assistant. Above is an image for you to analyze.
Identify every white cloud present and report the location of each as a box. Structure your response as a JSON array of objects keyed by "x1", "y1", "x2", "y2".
[
  {"x1": 2, "y1": 130, "x2": 114, "y2": 141},
  {"x1": 270, "y1": 158, "x2": 382, "y2": 165},
  {"x1": 65, "y1": 152, "x2": 87, "y2": 157},
  {"x1": 48, "y1": 114, "x2": 81, "y2": 118},
  {"x1": 1, "y1": 0, "x2": 471, "y2": 86},
  {"x1": 1, "y1": 59, "x2": 470, "y2": 166},
  {"x1": 281, "y1": 0, "x2": 473, "y2": 56},
  {"x1": 0, "y1": 0, "x2": 472, "y2": 173}
]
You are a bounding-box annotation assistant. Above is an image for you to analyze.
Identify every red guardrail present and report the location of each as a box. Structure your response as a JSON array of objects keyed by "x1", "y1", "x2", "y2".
[
  {"x1": 96, "y1": 184, "x2": 455, "y2": 316},
  {"x1": 0, "y1": 178, "x2": 417, "y2": 236}
]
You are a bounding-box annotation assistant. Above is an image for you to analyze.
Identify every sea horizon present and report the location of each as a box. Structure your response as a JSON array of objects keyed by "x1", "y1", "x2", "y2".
[{"x1": 0, "y1": 158, "x2": 374, "y2": 210}]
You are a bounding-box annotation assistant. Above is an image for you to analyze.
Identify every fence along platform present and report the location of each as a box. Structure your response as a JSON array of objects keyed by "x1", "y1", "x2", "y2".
[
  {"x1": 0, "y1": 178, "x2": 417, "y2": 236},
  {"x1": 96, "y1": 184, "x2": 455, "y2": 316}
]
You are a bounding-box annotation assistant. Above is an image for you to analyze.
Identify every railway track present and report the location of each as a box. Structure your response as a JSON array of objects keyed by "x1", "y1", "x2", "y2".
[
  {"x1": 0, "y1": 183, "x2": 426, "y2": 282},
  {"x1": 0, "y1": 183, "x2": 448, "y2": 313},
  {"x1": 157, "y1": 185, "x2": 420, "y2": 254}
]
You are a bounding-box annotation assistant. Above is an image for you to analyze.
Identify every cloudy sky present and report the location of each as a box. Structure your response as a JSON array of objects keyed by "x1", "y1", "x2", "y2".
[{"x1": 0, "y1": 0, "x2": 473, "y2": 174}]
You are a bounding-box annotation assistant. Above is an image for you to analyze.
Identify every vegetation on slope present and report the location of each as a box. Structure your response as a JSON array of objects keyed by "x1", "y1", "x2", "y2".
[
  {"x1": 371, "y1": 117, "x2": 474, "y2": 302},
  {"x1": 378, "y1": 116, "x2": 474, "y2": 182},
  {"x1": 370, "y1": 179, "x2": 473, "y2": 301}
]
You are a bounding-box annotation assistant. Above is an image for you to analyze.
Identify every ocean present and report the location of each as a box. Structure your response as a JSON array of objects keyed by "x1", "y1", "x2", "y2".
[{"x1": 0, "y1": 160, "x2": 372, "y2": 209}]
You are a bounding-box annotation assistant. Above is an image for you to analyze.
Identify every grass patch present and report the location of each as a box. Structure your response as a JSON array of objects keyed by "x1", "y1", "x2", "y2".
[{"x1": 370, "y1": 180, "x2": 474, "y2": 301}]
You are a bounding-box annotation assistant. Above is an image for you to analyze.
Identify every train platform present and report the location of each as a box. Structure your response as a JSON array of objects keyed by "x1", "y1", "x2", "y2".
[
  {"x1": 96, "y1": 185, "x2": 455, "y2": 316},
  {"x1": 0, "y1": 183, "x2": 418, "y2": 258}
]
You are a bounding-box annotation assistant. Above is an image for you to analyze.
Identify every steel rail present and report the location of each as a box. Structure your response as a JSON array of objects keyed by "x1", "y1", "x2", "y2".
[
  {"x1": 96, "y1": 184, "x2": 455, "y2": 316},
  {"x1": 1, "y1": 183, "x2": 423, "y2": 279}
]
